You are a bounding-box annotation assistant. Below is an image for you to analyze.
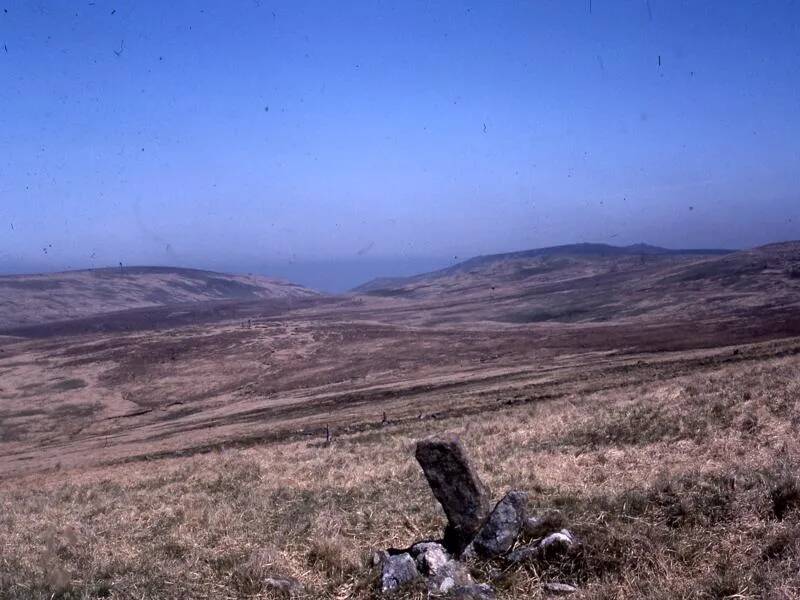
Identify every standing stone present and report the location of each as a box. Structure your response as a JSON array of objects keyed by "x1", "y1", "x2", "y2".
[
  {"x1": 473, "y1": 490, "x2": 528, "y2": 557},
  {"x1": 415, "y1": 434, "x2": 491, "y2": 554},
  {"x1": 380, "y1": 553, "x2": 420, "y2": 593}
]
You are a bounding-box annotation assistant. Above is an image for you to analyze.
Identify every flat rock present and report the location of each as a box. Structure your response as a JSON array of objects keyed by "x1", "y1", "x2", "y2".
[
  {"x1": 381, "y1": 552, "x2": 420, "y2": 593},
  {"x1": 415, "y1": 434, "x2": 491, "y2": 554},
  {"x1": 473, "y1": 490, "x2": 527, "y2": 557}
]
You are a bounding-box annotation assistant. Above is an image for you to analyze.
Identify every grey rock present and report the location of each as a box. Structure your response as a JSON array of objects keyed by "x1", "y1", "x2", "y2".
[
  {"x1": 381, "y1": 552, "x2": 420, "y2": 593},
  {"x1": 410, "y1": 541, "x2": 450, "y2": 575},
  {"x1": 263, "y1": 577, "x2": 302, "y2": 597},
  {"x1": 473, "y1": 490, "x2": 527, "y2": 557},
  {"x1": 459, "y1": 542, "x2": 477, "y2": 562},
  {"x1": 543, "y1": 582, "x2": 578, "y2": 595},
  {"x1": 538, "y1": 529, "x2": 576, "y2": 558},
  {"x1": 427, "y1": 559, "x2": 473, "y2": 594},
  {"x1": 415, "y1": 434, "x2": 491, "y2": 553},
  {"x1": 506, "y1": 529, "x2": 577, "y2": 564}
]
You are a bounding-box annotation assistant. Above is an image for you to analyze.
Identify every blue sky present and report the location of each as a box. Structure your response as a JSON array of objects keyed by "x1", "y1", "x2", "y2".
[{"x1": 1, "y1": 1, "x2": 798, "y2": 290}]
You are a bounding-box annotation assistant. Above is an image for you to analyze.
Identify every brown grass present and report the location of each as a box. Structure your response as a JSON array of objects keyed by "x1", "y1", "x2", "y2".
[{"x1": 2, "y1": 348, "x2": 800, "y2": 598}]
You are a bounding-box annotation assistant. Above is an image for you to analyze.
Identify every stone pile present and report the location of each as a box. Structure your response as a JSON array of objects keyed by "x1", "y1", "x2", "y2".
[{"x1": 376, "y1": 434, "x2": 579, "y2": 597}]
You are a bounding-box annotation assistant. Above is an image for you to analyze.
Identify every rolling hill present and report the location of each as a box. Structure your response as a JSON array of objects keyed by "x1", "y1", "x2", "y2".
[
  {"x1": 350, "y1": 242, "x2": 800, "y2": 325},
  {"x1": 0, "y1": 266, "x2": 320, "y2": 329}
]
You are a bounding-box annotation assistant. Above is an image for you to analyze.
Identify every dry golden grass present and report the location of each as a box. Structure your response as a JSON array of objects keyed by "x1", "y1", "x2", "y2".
[{"x1": 2, "y1": 350, "x2": 800, "y2": 599}]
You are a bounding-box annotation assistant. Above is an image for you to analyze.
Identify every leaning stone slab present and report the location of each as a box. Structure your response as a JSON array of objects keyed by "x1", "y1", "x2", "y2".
[
  {"x1": 381, "y1": 552, "x2": 420, "y2": 593},
  {"x1": 473, "y1": 490, "x2": 528, "y2": 557},
  {"x1": 415, "y1": 434, "x2": 491, "y2": 553}
]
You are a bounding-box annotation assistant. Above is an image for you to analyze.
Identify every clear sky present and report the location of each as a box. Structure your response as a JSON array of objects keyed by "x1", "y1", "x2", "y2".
[{"x1": 1, "y1": 0, "x2": 799, "y2": 290}]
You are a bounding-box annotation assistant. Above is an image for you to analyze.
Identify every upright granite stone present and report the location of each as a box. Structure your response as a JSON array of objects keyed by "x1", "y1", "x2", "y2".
[
  {"x1": 472, "y1": 490, "x2": 528, "y2": 557},
  {"x1": 415, "y1": 434, "x2": 491, "y2": 554}
]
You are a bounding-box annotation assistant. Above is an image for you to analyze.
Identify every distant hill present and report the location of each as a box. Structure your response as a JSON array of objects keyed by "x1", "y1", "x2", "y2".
[
  {"x1": 350, "y1": 242, "x2": 800, "y2": 325},
  {"x1": 353, "y1": 243, "x2": 733, "y2": 294},
  {"x1": 0, "y1": 266, "x2": 320, "y2": 329}
]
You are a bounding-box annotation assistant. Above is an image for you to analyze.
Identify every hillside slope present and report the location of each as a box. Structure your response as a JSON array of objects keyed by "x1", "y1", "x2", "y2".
[
  {"x1": 0, "y1": 266, "x2": 319, "y2": 329},
  {"x1": 350, "y1": 242, "x2": 800, "y2": 324}
]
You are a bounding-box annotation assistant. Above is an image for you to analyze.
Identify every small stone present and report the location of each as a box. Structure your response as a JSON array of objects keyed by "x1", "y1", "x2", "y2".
[
  {"x1": 543, "y1": 582, "x2": 578, "y2": 595},
  {"x1": 538, "y1": 529, "x2": 576, "y2": 559},
  {"x1": 415, "y1": 434, "x2": 491, "y2": 554},
  {"x1": 506, "y1": 529, "x2": 577, "y2": 564},
  {"x1": 263, "y1": 577, "x2": 302, "y2": 596},
  {"x1": 410, "y1": 541, "x2": 450, "y2": 575},
  {"x1": 473, "y1": 490, "x2": 528, "y2": 557},
  {"x1": 381, "y1": 552, "x2": 420, "y2": 593}
]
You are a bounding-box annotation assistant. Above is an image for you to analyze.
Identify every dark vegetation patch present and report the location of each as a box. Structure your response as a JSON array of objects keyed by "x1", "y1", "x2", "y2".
[
  {"x1": 49, "y1": 402, "x2": 101, "y2": 420},
  {"x1": 770, "y1": 478, "x2": 800, "y2": 520},
  {"x1": 503, "y1": 306, "x2": 597, "y2": 323},
  {"x1": 2, "y1": 408, "x2": 47, "y2": 418},
  {"x1": 560, "y1": 398, "x2": 736, "y2": 449},
  {"x1": 0, "y1": 419, "x2": 25, "y2": 442},
  {"x1": 50, "y1": 378, "x2": 87, "y2": 392},
  {"x1": 512, "y1": 465, "x2": 800, "y2": 595},
  {"x1": 364, "y1": 288, "x2": 415, "y2": 298}
]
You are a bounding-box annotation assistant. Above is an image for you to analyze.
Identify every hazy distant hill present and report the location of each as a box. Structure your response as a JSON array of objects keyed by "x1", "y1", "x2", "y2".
[
  {"x1": 351, "y1": 242, "x2": 800, "y2": 325},
  {"x1": 353, "y1": 243, "x2": 733, "y2": 293},
  {"x1": 0, "y1": 266, "x2": 320, "y2": 329}
]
